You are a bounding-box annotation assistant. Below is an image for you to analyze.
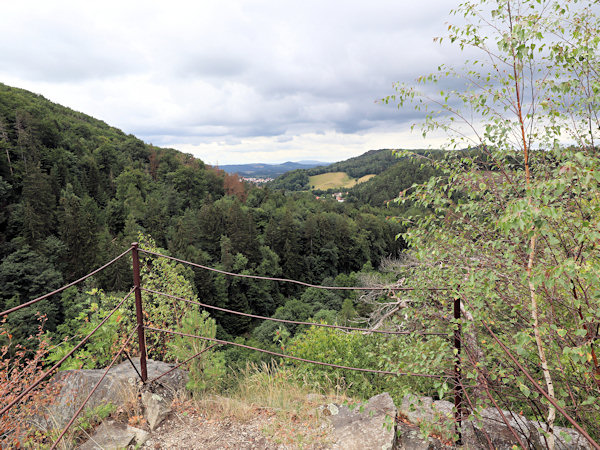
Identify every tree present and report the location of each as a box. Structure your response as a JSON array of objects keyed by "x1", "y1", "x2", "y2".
[
  {"x1": 57, "y1": 184, "x2": 102, "y2": 279},
  {"x1": 0, "y1": 116, "x2": 13, "y2": 177},
  {"x1": 385, "y1": 0, "x2": 600, "y2": 446},
  {"x1": 0, "y1": 246, "x2": 63, "y2": 341},
  {"x1": 21, "y1": 167, "x2": 56, "y2": 246}
]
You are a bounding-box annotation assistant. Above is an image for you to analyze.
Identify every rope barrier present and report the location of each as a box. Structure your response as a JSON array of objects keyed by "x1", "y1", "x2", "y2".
[
  {"x1": 140, "y1": 249, "x2": 450, "y2": 292},
  {"x1": 0, "y1": 289, "x2": 134, "y2": 417},
  {"x1": 462, "y1": 340, "x2": 528, "y2": 448},
  {"x1": 4, "y1": 246, "x2": 594, "y2": 446},
  {"x1": 148, "y1": 344, "x2": 219, "y2": 385},
  {"x1": 50, "y1": 326, "x2": 138, "y2": 450},
  {"x1": 0, "y1": 247, "x2": 132, "y2": 318},
  {"x1": 482, "y1": 322, "x2": 600, "y2": 449},
  {"x1": 145, "y1": 326, "x2": 448, "y2": 379},
  {"x1": 142, "y1": 287, "x2": 450, "y2": 337}
]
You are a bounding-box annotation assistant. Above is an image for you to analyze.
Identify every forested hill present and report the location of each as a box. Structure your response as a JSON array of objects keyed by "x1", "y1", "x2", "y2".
[
  {"x1": 267, "y1": 149, "x2": 397, "y2": 190},
  {"x1": 266, "y1": 148, "x2": 443, "y2": 209},
  {"x1": 346, "y1": 151, "x2": 443, "y2": 207},
  {"x1": 0, "y1": 83, "x2": 404, "y2": 344}
]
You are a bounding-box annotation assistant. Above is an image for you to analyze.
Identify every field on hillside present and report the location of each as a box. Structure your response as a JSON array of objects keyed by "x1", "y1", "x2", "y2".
[
  {"x1": 309, "y1": 172, "x2": 375, "y2": 190},
  {"x1": 357, "y1": 174, "x2": 376, "y2": 183}
]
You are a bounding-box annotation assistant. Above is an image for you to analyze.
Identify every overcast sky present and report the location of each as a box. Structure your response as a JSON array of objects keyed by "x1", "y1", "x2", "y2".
[{"x1": 0, "y1": 0, "x2": 463, "y2": 165}]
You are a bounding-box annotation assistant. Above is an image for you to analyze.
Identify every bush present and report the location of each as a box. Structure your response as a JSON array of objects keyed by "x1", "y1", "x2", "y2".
[
  {"x1": 167, "y1": 309, "x2": 226, "y2": 394},
  {"x1": 288, "y1": 325, "x2": 450, "y2": 405}
]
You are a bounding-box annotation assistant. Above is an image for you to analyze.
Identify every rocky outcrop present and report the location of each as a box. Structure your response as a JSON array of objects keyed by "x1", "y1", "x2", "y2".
[
  {"x1": 42, "y1": 358, "x2": 186, "y2": 431},
  {"x1": 142, "y1": 390, "x2": 172, "y2": 431},
  {"x1": 395, "y1": 422, "x2": 449, "y2": 450},
  {"x1": 78, "y1": 421, "x2": 149, "y2": 449},
  {"x1": 321, "y1": 392, "x2": 398, "y2": 450},
  {"x1": 399, "y1": 394, "x2": 592, "y2": 449}
]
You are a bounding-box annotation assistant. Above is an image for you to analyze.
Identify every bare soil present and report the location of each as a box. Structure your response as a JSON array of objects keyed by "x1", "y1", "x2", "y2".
[{"x1": 140, "y1": 404, "x2": 332, "y2": 449}]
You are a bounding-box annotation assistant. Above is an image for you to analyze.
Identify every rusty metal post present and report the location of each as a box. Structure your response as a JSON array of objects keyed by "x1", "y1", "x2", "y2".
[
  {"x1": 454, "y1": 294, "x2": 463, "y2": 445},
  {"x1": 131, "y1": 242, "x2": 148, "y2": 382}
]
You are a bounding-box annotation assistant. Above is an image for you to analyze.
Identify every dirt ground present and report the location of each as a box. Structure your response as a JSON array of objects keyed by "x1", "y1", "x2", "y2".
[{"x1": 140, "y1": 404, "x2": 332, "y2": 449}]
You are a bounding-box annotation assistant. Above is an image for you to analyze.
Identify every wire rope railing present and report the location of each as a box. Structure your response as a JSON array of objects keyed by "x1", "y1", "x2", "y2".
[
  {"x1": 139, "y1": 248, "x2": 451, "y2": 292},
  {"x1": 0, "y1": 288, "x2": 134, "y2": 417},
  {"x1": 50, "y1": 326, "x2": 138, "y2": 449},
  {"x1": 141, "y1": 287, "x2": 450, "y2": 337},
  {"x1": 0, "y1": 247, "x2": 131, "y2": 318},
  {"x1": 459, "y1": 295, "x2": 600, "y2": 450},
  {"x1": 2, "y1": 243, "x2": 597, "y2": 449},
  {"x1": 144, "y1": 326, "x2": 448, "y2": 378},
  {"x1": 0, "y1": 243, "x2": 463, "y2": 446}
]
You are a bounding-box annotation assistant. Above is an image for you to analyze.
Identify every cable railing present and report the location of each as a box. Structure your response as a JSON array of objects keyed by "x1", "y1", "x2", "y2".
[
  {"x1": 145, "y1": 325, "x2": 446, "y2": 378},
  {"x1": 50, "y1": 326, "x2": 139, "y2": 450},
  {"x1": 0, "y1": 243, "x2": 598, "y2": 449},
  {"x1": 0, "y1": 288, "x2": 135, "y2": 417},
  {"x1": 0, "y1": 247, "x2": 132, "y2": 318},
  {"x1": 139, "y1": 248, "x2": 451, "y2": 292},
  {"x1": 141, "y1": 287, "x2": 449, "y2": 337}
]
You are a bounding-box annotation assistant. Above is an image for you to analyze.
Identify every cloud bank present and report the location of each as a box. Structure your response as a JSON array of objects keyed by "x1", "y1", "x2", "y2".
[{"x1": 0, "y1": 0, "x2": 461, "y2": 164}]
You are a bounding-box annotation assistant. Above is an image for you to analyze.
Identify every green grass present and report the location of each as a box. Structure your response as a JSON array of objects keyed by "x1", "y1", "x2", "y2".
[{"x1": 309, "y1": 172, "x2": 375, "y2": 190}]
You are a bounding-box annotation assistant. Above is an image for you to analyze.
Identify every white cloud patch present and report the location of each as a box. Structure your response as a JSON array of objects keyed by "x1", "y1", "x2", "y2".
[{"x1": 0, "y1": 0, "x2": 463, "y2": 163}]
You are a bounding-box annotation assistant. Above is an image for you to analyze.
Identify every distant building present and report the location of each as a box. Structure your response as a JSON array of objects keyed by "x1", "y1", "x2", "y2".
[
  {"x1": 334, "y1": 192, "x2": 345, "y2": 202},
  {"x1": 241, "y1": 177, "x2": 274, "y2": 184}
]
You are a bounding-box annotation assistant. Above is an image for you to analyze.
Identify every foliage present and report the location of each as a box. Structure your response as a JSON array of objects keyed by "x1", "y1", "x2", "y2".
[
  {"x1": 75, "y1": 402, "x2": 116, "y2": 434},
  {"x1": 345, "y1": 151, "x2": 441, "y2": 208},
  {"x1": 288, "y1": 325, "x2": 449, "y2": 405},
  {"x1": 384, "y1": 0, "x2": 600, "y2": 444},
  {"x1": 45, "y1": 290, "x2": 129, "y2": 370},
  {"x1": 269, "y1": 149, "x2": 432, "y2": 192},
  {"x1": 167, "y1": 309, "x2": 226, "y2": 394},
  {"x1": 0, "y1": 79, "x2": 403, "y2": 347},
  {"x1": 268, "y1": 168, "x2": 310, "y2": 191},
  {"x1": 0, "y1": 246, "x2": 63, "y2": 340},
  {"x1": 0, "y1": 315, "x2": 59, "y2": 448}
]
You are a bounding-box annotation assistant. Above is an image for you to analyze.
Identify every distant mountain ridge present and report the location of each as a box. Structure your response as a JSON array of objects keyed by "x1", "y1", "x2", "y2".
[{"x1": 219, "y1": 161, "x2": 329, "y2": 178}]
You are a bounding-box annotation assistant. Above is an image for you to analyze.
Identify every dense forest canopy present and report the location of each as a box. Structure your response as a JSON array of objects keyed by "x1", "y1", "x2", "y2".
[
  {"x1": 267, "y1": 149, "x2": 397, "y2": 191},
  {"x1": 0, "y1": 82, "x2": 416, "y2": 343}
]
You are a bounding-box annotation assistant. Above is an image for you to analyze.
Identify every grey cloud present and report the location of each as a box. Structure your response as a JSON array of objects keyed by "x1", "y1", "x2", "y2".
[
  {"x1": 181, "y1": 56, "x2": 248, "y2": 78},
  {"x1": 1, "y1": 0, "x2": 466, "y2": 161}
]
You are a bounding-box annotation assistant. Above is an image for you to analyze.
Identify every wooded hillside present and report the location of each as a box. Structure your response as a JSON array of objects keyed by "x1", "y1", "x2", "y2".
[{"x1": 0, "y1": 83, "x2": 406, "y2": 344}]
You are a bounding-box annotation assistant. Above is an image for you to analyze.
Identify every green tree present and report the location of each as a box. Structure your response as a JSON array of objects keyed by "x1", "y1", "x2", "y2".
[
  {"x1": 167, "y1": 309, "x2": 226, "y2": 394},
  {"x1": 0, "y1": 247, "x2": 63, "y2": 341},
  {"x1": 167, "y1": 165, "x2": 207, "y2": 209},
  {"x1": 21, "y1": 167, "x2": 56, "y2": 246},
  {"x1": 57, "y1": 185, "x2": 102, "y2": 278},
  {"x1": 385, "y1": 0, "x2": 600, "y2": 445}
]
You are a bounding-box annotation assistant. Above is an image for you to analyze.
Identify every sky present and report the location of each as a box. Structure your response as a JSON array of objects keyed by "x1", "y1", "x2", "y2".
[{"x1": 0, "y1": 0, "x2": 464, "y2": 165}]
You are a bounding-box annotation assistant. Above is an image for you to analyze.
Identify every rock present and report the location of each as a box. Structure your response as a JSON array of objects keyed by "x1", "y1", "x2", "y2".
[
  {"x1": 395, "y1": 422, "x2": 449, "y2": 450},
  {"x1": 142, "y1": 391, "x2": 171, "y2": 431},
  {"x1": 399, "y1": 394, "x2": 592, "y2": 450},
  {"x1": 323, "y1": 392, "x2": 397, "y2": 450},
  {"x1": 462, "y1": 408, "x2": 592, "y2": 450},
  {"x1": 78, "y1": 421, "x2": 149, "y2": 449},
  {"x1": 43, "y1": 358, "x2": 187, "y2": 431},
  {"x1": 400, "y1": 394, "x2": 453, "y2": 427}
]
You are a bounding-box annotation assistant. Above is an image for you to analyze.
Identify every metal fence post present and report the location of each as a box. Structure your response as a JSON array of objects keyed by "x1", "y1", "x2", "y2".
[
  {"x1": 454, "y1": 294, "x2": 463, "y2": 445},
  {"x1": 131, "y1": 242, "x2": 148, "y2": 382}
]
